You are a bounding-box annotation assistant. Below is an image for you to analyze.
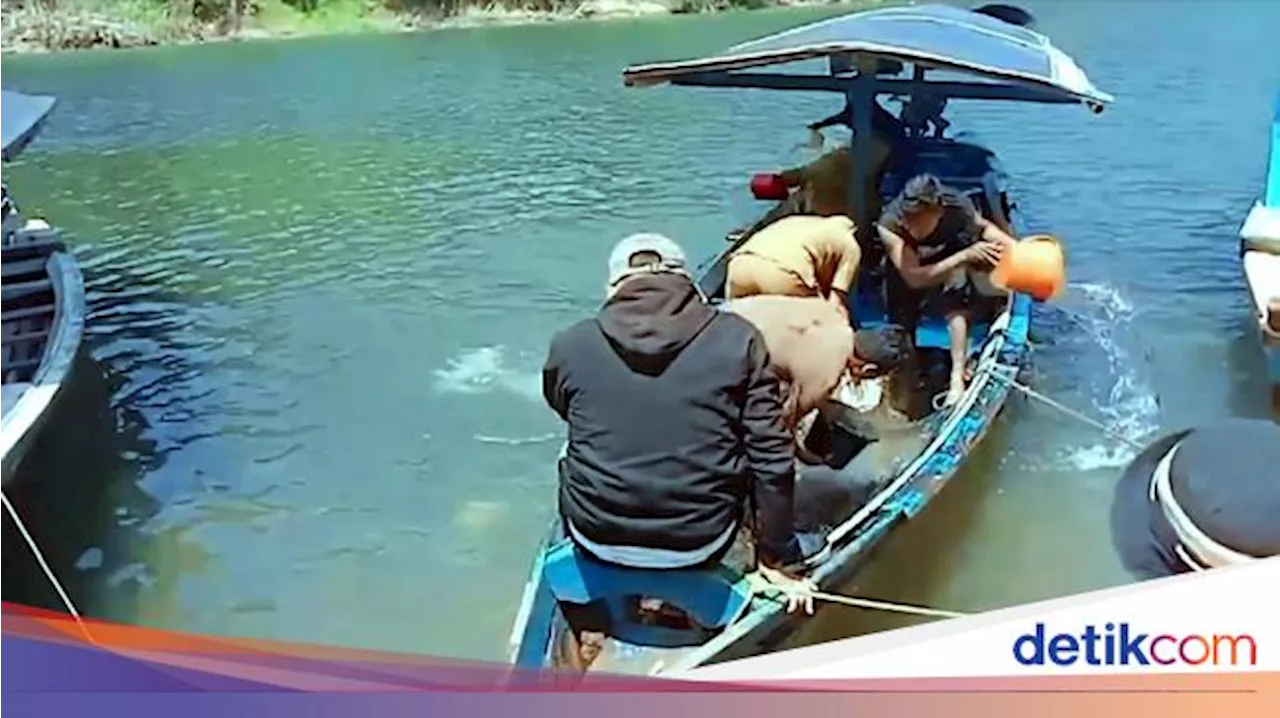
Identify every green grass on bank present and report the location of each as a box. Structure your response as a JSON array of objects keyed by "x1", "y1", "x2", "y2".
[
  {"x1": 1, "y1": 0, "x2": 864, "y2": 52},
  {"x1": 251, "y1": 0, "x2": 404, "y2": 36}
]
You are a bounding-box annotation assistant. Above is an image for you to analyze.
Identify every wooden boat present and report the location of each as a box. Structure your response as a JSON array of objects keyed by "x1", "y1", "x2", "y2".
[
  {"x1": 509, "y1": 4, "x2": 1112, "y2": 678},
  {"x1": 1238, "y1": 91, "x2": 1280, "y2": 407},
  {"x1": 2, "y1": 90, "x2": 87, "y2": 485}
]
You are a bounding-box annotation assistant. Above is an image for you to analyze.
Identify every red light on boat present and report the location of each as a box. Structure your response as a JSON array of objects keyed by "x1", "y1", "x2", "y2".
[{"x1": 750, "y1": 173, "x2": 790, "y2": 201}]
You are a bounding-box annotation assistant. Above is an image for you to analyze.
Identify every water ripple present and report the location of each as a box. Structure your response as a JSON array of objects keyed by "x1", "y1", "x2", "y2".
[{"x1": 2, "y1": 0, "x2": 1278, "y2": 659}]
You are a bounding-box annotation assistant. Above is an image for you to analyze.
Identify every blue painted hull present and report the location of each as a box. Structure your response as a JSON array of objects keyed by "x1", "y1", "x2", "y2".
[{"x1": 508, "y1": 136, "x2": 1036, "y2": 674}]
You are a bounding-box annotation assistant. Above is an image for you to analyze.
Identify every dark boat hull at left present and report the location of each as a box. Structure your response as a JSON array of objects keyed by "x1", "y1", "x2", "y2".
[
  {"x1": 1, "y1": 91, "x2": 88, "y2": 485},
  {"x1": 2, "y1": 220, "x2": 87, "y2": 485}
]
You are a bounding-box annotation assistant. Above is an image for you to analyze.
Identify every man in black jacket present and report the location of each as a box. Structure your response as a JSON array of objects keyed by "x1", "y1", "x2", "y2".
[{"x1": 542, "y1": 233, "x2": 829, "y2": 669}]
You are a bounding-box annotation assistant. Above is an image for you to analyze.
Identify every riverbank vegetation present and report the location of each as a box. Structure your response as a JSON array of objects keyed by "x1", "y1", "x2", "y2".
[{"x1": 1, "y1": 0, "x2": 840, "y2": 52}]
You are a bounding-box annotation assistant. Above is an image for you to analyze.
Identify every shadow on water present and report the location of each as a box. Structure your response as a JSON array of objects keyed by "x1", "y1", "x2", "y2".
[
  {"x1": 1, "y1": 263, "x2": 212, "y2": 626},
  {"x1": 1, "y1": 352, "x2": 154, "y2": 616},
  {"x1": 1223, "y1": 314, "x2": 1280, "y2": 423}
]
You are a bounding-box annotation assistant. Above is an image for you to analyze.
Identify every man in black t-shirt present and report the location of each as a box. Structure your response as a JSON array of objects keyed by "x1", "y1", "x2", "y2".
[{"x1": 875, "y1": 174, "x2": 1019, "y2": 407}]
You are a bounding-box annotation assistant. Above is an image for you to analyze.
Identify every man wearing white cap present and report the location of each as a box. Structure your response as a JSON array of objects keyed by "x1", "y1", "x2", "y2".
[
  {"x1": 544, "y1": 233, "x2": 832, "y2": 670},
  {"x1": 545, "y1": 232, "x2": 828, "y2": 573}
]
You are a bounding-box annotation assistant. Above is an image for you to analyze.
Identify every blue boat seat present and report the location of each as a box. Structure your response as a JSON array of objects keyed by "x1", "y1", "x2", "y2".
[
  {"x1": 541, "y1": 539, "x2": 752, "y2": 645},
  {"x1": 852, "y1": 278, "x2": 990, "y2": 352},
  {"x1": 859, "y1": 314, "x2": 989, "y2": 352}
]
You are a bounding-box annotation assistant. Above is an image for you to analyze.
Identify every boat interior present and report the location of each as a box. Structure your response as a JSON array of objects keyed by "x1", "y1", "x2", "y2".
[
  {"x1": 1, "y1": 200, "x2": 68, "y2": 415},
  {"x1": 513, "y1": 1, "x2": 1111, "y2": 677},
  {"x1": 853, "y1": 131, "x2": 1013, "y2": 420},
  {"x1": 518, "y1": 100, "x2": 1020, "y2": 677}
]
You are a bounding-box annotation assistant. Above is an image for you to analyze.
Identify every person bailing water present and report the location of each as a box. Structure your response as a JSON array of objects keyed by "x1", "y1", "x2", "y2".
[{"x1": 1111, "y1": 417, "x2": 1280, "y2": 578}]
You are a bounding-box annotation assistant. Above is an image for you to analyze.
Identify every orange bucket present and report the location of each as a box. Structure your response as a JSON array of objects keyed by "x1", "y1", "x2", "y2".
[{"x1": 990, "y1": 234, "x2": 1066, "y2": 301}]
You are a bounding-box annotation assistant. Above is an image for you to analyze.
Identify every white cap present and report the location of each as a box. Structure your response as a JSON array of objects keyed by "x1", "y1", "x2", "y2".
[{"x1": 606, "y1": 233, "x2": 688, "y2": 286}]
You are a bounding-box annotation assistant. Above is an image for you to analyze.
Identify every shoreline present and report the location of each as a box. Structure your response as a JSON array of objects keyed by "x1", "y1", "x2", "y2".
[{"x1": 1, "y1": 1, "x2": 872, "y2": 56}]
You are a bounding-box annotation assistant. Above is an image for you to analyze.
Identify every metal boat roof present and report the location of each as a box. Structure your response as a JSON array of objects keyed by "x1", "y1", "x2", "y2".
[
  {"x1": 2, "y1": 91, "x2": 57, "y2": 162},
  {"x1": 622, "y1": 4, "x2": 1112, "y2": 106}
]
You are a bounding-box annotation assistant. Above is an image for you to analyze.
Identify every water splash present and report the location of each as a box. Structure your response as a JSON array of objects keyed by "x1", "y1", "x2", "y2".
[
  {"x1": 432, "y1": 346, "x2": 542, "y2": 402},
  {"x1": 1053, "y1": 282, "x2": 1161, "y2": 470}
]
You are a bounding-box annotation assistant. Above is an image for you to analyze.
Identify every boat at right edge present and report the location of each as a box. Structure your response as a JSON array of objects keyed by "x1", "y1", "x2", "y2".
[{"x1": 1238, "y1": 90, "x2": 1280, "y2": 408}]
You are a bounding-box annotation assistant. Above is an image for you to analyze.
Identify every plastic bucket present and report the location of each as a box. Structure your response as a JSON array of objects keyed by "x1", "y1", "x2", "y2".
[{"x1": 990, "y1": 234, "x2": 1066, "y2": 301}]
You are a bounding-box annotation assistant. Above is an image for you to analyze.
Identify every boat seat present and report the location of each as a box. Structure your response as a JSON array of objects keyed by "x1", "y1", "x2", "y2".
[
  {"x1": 541, "y1": 539, "x2": 752, "y2": 647},
  {"x1": 2, "y1": 227, "x2": 65, "y2": 262},
  {"x1": 853, "y1": 279, "x2": 990, "y2": 352}
]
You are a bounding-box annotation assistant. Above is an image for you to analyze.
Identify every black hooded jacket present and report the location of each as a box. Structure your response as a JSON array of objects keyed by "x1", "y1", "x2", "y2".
[{"x1": 543, "y1": 272, "x2": 799, "y2": 566}]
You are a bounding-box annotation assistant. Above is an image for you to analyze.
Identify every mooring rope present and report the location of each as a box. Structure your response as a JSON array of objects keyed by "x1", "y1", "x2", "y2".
[
  {"x1": 1, "y1": 491, "x2": 96, "y2": 645},
  {"x1": 768, "y1": 356, "x2": 1153, "y2": 621},
  {"x1": 805, "y1": 590, "x2": 968, "y2": 619},
  {"x1": 982, "y1": 361, "x2": 1149, "y2": 451},
  {"x1": 748, "y1": 579, "x2": 969, "y2": 619}
]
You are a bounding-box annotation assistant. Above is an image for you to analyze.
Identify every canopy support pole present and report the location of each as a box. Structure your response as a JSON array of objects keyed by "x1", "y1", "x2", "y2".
[{"x1": 848, "y1": 57, "x2": 877, "y2": 232}]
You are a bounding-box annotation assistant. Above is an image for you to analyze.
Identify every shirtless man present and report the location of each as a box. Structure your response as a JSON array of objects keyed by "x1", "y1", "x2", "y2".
[{"x1": 722, "y1": 295, "x2": 910, "y2": 461}]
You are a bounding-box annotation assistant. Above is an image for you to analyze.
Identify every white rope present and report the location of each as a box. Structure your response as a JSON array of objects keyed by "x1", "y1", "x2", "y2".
[
  {"x1": 750, "y1": 574, "x2": 969, "y2": 620},
  {"x1": 806, "y1": 590, "x2": 968, "y2": 619},
  {"x1": 760, "y1": 357, "x2": 1151, "y2": 622},
  {"x1": 747, "y1": 358, "x2": 1153, "y2": 623},
  {"x1": 1, "y1": 491, "x2": 97, "y2": 645},
  {"x1": 752, "y1": 581, "x2": 968, "y2": 619},
  {"x1": 982, "y1": 361, "x2": 1148, "y2": 451}
]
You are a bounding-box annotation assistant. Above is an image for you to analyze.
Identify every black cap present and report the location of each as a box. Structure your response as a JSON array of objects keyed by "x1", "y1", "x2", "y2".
[
  {"x1": 853, "y1": 324, "x2": 911, "y2": 371},
  {"x1": 1111, "y1": 418, "x2": 1280, "y2": 580}
]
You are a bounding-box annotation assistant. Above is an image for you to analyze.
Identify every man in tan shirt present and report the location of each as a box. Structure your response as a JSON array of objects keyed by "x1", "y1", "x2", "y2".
[
  {"x1": 726, "y1": 214, "x2": 863, "y2": 319},
  {"x1": 723, "y1": 295, "x2": 910, "y2": 460},
  {"x1": 725, "y1": 123, "x2": 892, "y2": 308}
]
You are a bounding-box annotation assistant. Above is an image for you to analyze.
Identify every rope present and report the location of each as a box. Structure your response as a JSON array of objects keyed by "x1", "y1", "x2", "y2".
[
  {"x1": 744, "y1": 355, "x2": 1155, "y2": 624},
  {"x1": 750, "y1": 573, "x2": 969, "y2": 620},
  {"x1": 983, "y1": 361, "x2": 1148, "y2": 451},
  {"x1": 1, "y1": 491, "x2": 97, "y2": 645},
  {"x1": 806, "y1": 590, "x2": 968, "y2": 619},
  {"x1": 760, "y1": 357, "x2": 1152, "y2": 622}
]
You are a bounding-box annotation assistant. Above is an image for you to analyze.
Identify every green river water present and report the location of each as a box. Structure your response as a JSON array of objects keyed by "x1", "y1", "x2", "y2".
[{"x1": 2, "y1": 2, "x2": 1278, "y2": 661}]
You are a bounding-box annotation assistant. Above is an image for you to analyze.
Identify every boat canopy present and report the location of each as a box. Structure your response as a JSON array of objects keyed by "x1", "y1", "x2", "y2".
[
  {"x1": 2, "y1": 91, "x2": 57, "y2": 163},
  {"x1": 622, "y1": 4, "x2": 1113, "y2": 109}
]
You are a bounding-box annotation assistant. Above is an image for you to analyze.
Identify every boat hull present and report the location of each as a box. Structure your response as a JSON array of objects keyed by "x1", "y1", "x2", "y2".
[
  {"x1": 509, "y1": 134, "x2": 1036, "y2": 673},
  {"x1": 2, "y1": 224, "x2": 88, "y2": 485},
  {"x1": 509, "y1": 4, "x2": 1097, "y2": 673},
  {"x1": 1240, "y1": 204, "x2": 1280, "y2": 407},
  {"x1": 1239, "y1": 90, "x2": 1280, "y2": 406}
]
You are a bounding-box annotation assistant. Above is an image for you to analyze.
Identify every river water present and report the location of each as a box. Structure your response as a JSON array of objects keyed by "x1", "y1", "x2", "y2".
[{"x1": 3, "y1": 2, "x2": 1278, "y2": 661}]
